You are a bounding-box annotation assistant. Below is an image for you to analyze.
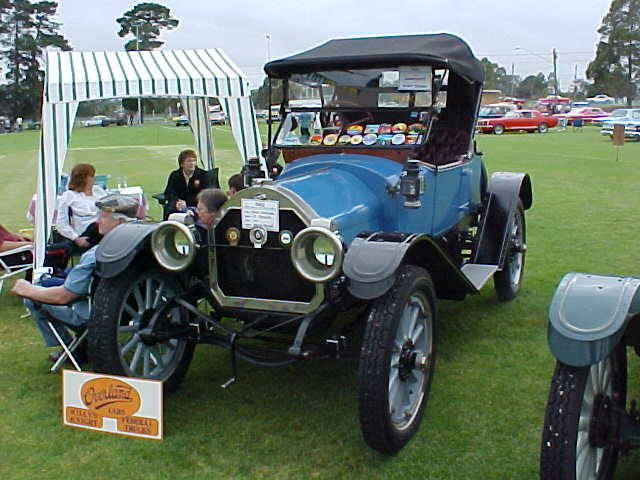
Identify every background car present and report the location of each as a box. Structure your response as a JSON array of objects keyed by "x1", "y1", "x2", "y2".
[
  {"x1": 478, "y1": 103, "x2": 517, "y2": 118},
  {"x1": 600, "y1": 119, "x2": 640, "y2": 140},
  {"x1": 477, "y1": 109, "x2": 557, "y2": 134},
  {"x1": 209, "y1": 111, "x2": 226, "y2": 125},
  {"x1": 553, "y1": 106, "x2": 608, "y2": 125},
  {"x1": 81, "y1": 115, "x2": 108, "y2": 127},
  {"x1": 175, "y1": 115, "x2": 189, "y2": 126},
  {"x1": 587, "y1": 93, "x2": 615, "y2": 104},
  {"x1": 593, "y1": 107, "x2": 640, "y2": 127},
  {"x1": 81, "y1": 114, "x2": 126, "y2": 127}
]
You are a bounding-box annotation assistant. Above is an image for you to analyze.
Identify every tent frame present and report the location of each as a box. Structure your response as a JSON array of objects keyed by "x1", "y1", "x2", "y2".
[{"x1": 34, "y1": 48, "x2": 264, "y2": 268}]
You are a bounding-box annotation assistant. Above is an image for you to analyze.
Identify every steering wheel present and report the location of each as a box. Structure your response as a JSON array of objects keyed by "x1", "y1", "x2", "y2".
[{"x1": 321, "y1": 100, "x2": 374, "y2": 127}]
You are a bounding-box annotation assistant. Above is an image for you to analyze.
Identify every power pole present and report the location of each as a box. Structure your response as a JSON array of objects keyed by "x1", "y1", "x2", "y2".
[
  {"x1": 135, "y1": 24, "x2": 143, "y2": 125},
  {"x1": 511, "y1": 63, "x2": 515, "y2": 97},
  {"x1": 552, "y1": 48, "x2": 558, "y2": 95}
]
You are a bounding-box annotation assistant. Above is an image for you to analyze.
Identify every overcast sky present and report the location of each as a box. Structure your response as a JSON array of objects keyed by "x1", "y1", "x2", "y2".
[{"x1": 55, "y1": 0, "x2": 612, "y2": 90}]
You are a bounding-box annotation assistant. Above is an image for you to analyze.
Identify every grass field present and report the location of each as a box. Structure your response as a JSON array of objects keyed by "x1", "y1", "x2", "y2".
[{"x1": 1, "y1": 123, "x2": 639, "y2": 479}]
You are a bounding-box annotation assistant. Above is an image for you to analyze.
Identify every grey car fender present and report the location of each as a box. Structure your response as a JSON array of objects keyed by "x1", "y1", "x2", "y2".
[
  {"x1": 548, "y1": 272, "x2": 640, "y2": 367},
  {"x1": 343, "y1": 232, "x2": 477, "y2": 300},
  {"x1": 95, "y1": 223, "x2": 159, "y2": 278}
]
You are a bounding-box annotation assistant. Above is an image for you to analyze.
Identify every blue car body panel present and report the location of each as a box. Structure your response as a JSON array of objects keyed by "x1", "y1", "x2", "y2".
[{"x1": 275, "y1": 153, "x2": 483, "y2": 244}]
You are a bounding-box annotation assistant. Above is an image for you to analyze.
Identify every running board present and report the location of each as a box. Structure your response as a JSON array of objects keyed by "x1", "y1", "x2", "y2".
[{"x1": 461, "y1": 264, "x2": 498, "y2": 290}]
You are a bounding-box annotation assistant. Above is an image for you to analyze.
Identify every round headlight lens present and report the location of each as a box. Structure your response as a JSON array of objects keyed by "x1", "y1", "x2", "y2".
[
  {"x1": 291, "y1": 227, "x2": 343, "y2": 283},
  {"x1": 312, "y1": 236, "x2": 335, "y2": 266},
  {"x1": 173, "y1": 229, "x2": 192, "y2": 256},
  {"x1": 151, "y1": 221, "x2": 196, "y2": 272}
]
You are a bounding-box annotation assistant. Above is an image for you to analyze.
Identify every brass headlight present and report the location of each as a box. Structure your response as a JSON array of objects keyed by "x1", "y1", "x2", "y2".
[
  {"x1": 151, "y1": 221, "x2": 196, "y2": 272},
  {"x1": 291, "y1": 227, "x2": 343, "y2": 282}
]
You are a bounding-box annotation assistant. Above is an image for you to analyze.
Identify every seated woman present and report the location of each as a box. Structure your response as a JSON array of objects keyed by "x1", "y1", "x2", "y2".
[
  {"x1": 55, "y1": 163, "x2": 107, "y2": 253},
  {"x1": 163, "y1": 149, "x2": 209, "y2": 216}
]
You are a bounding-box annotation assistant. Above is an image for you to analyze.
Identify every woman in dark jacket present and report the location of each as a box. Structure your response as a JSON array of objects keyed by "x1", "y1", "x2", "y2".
[{"x1": 163, "y1": 149, "x2": 209, "y2": 214}]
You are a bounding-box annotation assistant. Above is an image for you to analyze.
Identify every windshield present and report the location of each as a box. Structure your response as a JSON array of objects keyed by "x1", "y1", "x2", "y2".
[{"x1": 273, "y1": 66, "x2": 440, "y2": 148}]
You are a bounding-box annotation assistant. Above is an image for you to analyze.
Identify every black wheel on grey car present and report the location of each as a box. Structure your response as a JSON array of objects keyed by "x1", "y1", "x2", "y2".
[
  {"x1": 358, "y1": 265, "x2": 436, "y2": 454},
  {"x1": 494, "y1": 201, "x2": 526, "y2": 301},
  {"x1": 538, "y1": 122, "x2": 549, "y2": 133},
  {"x1": 540, "y1": 345, "x2": 627, "y2": 480},
  {"x1": 89, "y1": 264, "x2": 195, "y2": 392},
  {"x1": 493, "y1": 124, "x2": 505, "y2": 135}
]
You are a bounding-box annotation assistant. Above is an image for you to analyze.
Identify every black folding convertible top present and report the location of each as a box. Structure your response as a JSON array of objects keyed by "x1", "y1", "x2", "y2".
[{"x1": 264, "y1": 33, "x2": 484, "y2": 84}]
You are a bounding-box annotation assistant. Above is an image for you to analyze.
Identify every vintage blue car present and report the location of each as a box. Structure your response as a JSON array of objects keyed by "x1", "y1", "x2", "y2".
[
  {"x1": 88, "y1": 33, "x2": 532, "y2": 453},
  {"x1": 540, "y1": 273, "x2": 640, "y2": 478}
]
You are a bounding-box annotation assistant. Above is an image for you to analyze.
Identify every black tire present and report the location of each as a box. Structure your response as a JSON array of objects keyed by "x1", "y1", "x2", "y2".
[
  {"x1": 88, "y1": 264, "x2": 195, "y2": 392},
  {"x1": 540, "y1": 345, "x2": 627, "y2": 480},
  {"x1": 358, "y1": 265, "x2": 436, "y2": 454},
  {"x1": 494, "y1": 201, "x2": 526, "y2": 301},
  {"x1": 538, "y1": 122, "x2": 549, "y2": 133},
  {"x1": 493, "y1": 124, "x2": 505, "y2": 135}
]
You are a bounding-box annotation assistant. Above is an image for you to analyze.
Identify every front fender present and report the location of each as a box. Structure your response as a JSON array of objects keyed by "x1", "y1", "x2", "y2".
[
  {"x1": 473, "y1": 172, "x2": 532, "y2": 267},
  {"x1": 548, "y1": 272, "x2": 640, "y2": 367},
  {"x1": 343, "y1": 232, "x2": 477, "y2": 300},
  {"x1": 95, "y1": 222, "x2": 159, "y2": 278}
]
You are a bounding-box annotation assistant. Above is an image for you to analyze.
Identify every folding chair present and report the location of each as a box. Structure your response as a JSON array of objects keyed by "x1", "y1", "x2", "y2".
[
  {"x1": 0, "y1": 244, "x2": 33, "y2": 293},
  {"x1": 46, "y1": 275, "x2": 98, "y2": 372},
  {"x1": 48, "y1": 322, "x2": 87, "y2": 372}
]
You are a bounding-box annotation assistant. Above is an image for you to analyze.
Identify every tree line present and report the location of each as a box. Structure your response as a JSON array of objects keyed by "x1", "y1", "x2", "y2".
[
  {"x1": 0, "y1": 1, "x2": 178, "y2": 122},
  {"x1": 1, "y1": 0, "x2": 639, "y2": 121}
]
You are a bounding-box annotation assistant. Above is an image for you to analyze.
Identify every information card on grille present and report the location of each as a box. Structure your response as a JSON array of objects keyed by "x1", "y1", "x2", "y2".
[{"x1": 241, "y1": 199, "x2": 280, "y2": 232}]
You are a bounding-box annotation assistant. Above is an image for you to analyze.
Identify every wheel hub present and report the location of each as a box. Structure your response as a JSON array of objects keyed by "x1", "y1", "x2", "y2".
[
  {"x1": 398, "y1": 341, "x2": 416, "y2": 381},
  {"x1": 138, "y1": 309, "x2": 160, "y2": 345}
]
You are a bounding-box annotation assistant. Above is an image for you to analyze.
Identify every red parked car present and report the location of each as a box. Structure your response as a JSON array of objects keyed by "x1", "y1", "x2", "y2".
[
  {"x1": 477, "y1": 109, "x2": 557, "y2": 135},
  {"x1": 553, "y1": 107, "x2": 608, "y2": 125}
]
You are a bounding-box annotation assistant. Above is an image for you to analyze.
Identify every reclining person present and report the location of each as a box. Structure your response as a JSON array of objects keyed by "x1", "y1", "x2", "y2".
[
  {"x1": 11, "y1": 194, "x2": 139, "y2": 364},
  {"x1": 0, "y1": 225, "x2": 32, "y2": 253}
]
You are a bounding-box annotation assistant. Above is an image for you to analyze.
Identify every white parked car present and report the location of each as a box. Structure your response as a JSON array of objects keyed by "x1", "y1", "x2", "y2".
[
  {"x1": 587, "y1": 94, "x2": 615, "y2": 104},
  {"x1": 600, "y1": 109, "x2": 640, "y2": 140},
  {"x1": 82, "y1": 115, "x2": 108, "y2": 127}
]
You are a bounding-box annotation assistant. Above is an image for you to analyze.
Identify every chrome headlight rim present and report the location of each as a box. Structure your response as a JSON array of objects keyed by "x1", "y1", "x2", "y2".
[
  {"x1": 290, "y1": 226, "x2": 343, "y2": 283},
  {"x1": 150, "y1": 220, "x2": 196, "y2": 272}
]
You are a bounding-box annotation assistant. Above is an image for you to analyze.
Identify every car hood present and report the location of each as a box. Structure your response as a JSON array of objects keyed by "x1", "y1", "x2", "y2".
[{"x1": 274, "y1": 154, "x2": 402, "y2": 243}]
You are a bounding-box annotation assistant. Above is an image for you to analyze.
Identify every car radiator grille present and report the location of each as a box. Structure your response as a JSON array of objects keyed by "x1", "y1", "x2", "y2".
[{"x1": 213, "y1": 210, "x2": 315, "y2": 302}]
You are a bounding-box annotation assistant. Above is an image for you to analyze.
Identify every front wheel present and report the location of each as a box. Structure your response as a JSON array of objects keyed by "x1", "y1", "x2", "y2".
[
  {"x1": 540, "y1": 345, "x2": 627, "y2": 480},
  {"x1": 494, "y1": 201, "x2": 526, "y2": 301},
  {"x1": 358, "y1": 265, "x2": 436, "y2": 454},
  {"x1": 88, "y1": 264, "x2": 195, "y2": 392},
  {"x1": 538, "y1": 122, "x2": 549, "y2": 133},
  {"x1": 493, "y1": 124, "x2": 505, "y2": 135}
]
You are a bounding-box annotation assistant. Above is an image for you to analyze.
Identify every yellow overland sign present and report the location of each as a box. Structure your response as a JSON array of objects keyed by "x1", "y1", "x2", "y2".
[{"x1": 62, "y1": 370, "x2": 162, "y2": 440}]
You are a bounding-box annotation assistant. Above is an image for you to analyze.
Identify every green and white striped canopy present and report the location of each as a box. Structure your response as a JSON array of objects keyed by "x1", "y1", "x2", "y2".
[{"x1": 35, "y1": 48, "x2": 263, "y2": 268}]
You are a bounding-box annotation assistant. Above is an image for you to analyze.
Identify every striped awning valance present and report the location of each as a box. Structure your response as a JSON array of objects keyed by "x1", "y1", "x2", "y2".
[
  {"x1": 45, "y1": 48, "x2": 249, "y2": 103},
  {"x1": 34, "y1": 47, "x2": 264, "y2": 271}
]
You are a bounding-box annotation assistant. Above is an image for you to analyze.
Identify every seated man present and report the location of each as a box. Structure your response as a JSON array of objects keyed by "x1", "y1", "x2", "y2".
[
  {"x1": 226, "y1": 174, "x2": 246, "y2": 197},
  {"x1": 11, "y1": 194, "x2": 139, "y2": 364}
]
